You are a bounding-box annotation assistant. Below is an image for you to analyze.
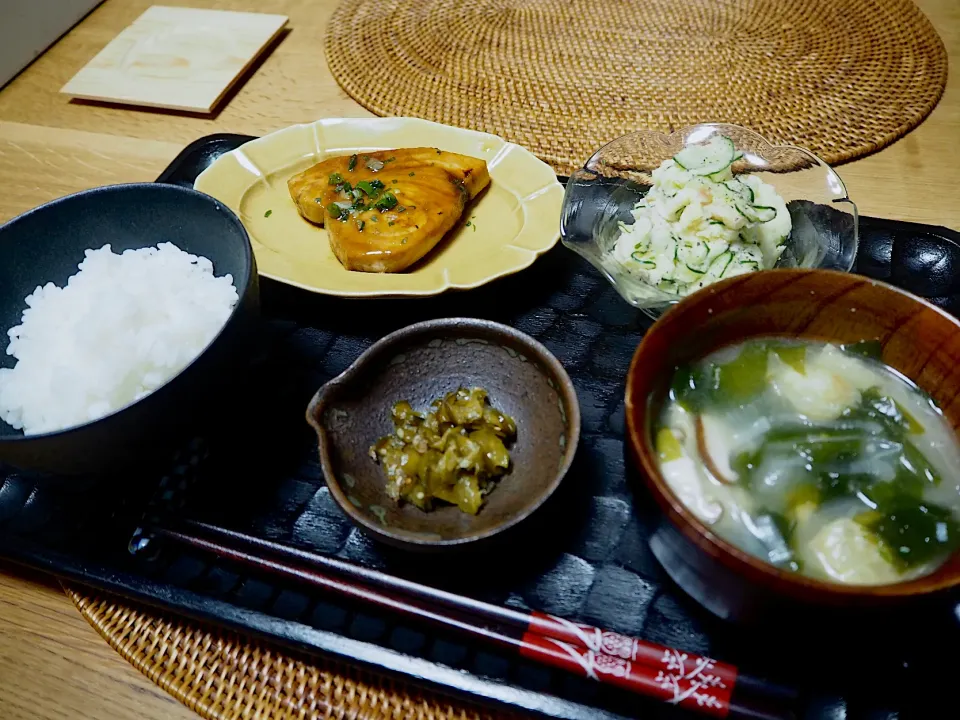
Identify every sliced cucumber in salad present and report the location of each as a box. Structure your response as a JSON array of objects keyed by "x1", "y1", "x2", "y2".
[
  {"x1": 674, "y1": 135, "x2": 743, "y2": 177},
  {"x1": 723, "y1": 178, "x2": 754, "y2": 204},
  {"x1": 737, "y1": 203, "x2": 777, "y2": 223},
  {"x1": 723, "y1": 178, "x2": 776, "y2": 224},
  {"x1": 611, "y1": 132, "x2": 791, "y2": 299},
  {"x1": 673, "y1": 136, "x2": 776, "y2": 225}
]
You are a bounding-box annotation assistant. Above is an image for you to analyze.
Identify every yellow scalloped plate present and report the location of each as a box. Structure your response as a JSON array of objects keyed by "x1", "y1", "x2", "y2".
[{"x1": 194, "y1": 117, "x2": 563, "y2": 297}]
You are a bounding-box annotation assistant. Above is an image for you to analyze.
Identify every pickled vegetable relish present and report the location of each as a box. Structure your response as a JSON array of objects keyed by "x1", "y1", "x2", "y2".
[{"x1": 370, "y1": 387, "x2": 517, "y2": 514}]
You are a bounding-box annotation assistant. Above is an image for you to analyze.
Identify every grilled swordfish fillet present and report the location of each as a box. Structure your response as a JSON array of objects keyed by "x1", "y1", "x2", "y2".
[{"x1": 287, "y1": 148, "x2": 490, "y2": 273}]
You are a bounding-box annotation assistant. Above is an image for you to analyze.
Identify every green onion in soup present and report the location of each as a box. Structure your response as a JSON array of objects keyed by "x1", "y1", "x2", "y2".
[{"x1": 656, "y1": 338, "x2": 960, "y2": 585}]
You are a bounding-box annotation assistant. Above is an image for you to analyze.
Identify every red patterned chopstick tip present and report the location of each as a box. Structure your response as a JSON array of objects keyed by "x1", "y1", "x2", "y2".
[
  {"x1": 522, "y1": 611, "x2": 737, "y2": 717},
  {"x1": 163, "y1": 523, "x2": 754, "y2": 718}
]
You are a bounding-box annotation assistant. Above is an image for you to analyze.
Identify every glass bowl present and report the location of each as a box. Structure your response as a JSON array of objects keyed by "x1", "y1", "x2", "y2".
[{"x1": 559, "y1": 123, "x2": 858, "y2": 319}]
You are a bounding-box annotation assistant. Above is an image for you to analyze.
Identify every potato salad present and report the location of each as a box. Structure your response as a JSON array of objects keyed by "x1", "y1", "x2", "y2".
[{"x1": 613, "y1": 135, "x2": 791, "y2": 296}]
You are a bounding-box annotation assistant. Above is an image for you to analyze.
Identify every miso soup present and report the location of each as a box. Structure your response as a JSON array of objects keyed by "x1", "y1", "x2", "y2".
[{"x1": 657, "y1": 338, "x2": 960, "y2": 585}]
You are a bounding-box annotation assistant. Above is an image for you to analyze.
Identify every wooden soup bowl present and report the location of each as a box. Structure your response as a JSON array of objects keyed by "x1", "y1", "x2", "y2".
[{"x1": 625, "y1": 268, "x2": 960, "y2": 621}]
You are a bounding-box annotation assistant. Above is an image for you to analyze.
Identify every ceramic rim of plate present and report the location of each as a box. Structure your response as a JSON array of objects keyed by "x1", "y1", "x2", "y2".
[{"x1": 194, "y1": 117, "x2": 564, "y2": 298}]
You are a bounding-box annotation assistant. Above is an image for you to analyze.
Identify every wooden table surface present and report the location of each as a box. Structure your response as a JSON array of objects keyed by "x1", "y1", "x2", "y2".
[{"x1": 0, "y1": 0, "x2": 957, "y2": 717}]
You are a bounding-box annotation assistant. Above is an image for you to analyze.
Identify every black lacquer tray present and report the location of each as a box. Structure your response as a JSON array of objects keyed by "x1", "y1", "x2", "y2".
[{"x1": 2, "y1": 134, "x2": 960, "y2": 720}]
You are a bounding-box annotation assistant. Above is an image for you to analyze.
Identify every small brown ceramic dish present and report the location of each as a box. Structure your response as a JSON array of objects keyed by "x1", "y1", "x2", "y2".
[
  {"x1": 625, "y1": 268, "x2": 960, "y2": 620},
  {"x1": 306, "y1": 318, "x2": 581, "y2": 550}
]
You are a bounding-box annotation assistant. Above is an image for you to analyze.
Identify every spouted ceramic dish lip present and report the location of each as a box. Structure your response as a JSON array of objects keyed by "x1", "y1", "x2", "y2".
[
  {"x1": 305, "y1": 317, "x2": 582, "y2": 551},
  {"x1": 560, "y1": 123, "x2": 859, "y2": 319},
  {"x1": 625, "y1": 268, "x2": 960, "y2": 603}
]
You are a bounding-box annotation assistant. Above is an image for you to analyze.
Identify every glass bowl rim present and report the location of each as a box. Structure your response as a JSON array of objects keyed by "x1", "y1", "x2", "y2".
[{"x1": 563, "y1": 122, "x2": 859, "y2": 317}]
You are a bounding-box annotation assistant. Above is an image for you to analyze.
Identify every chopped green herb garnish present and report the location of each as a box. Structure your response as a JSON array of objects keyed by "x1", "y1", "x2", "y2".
[
  {"x1": 436, "y1": 149, "x2": 442, "y2": 154},
  {"x1": 326, "y1": 203, "x2": 347, "y2": 220},
  {"x1": 401, "y1": 238, "x2": 408, "y2": 244},
  {"x1": 397, "y1": 206, "x2": 406, "y2": 213},
  {"x1": 386, "y1": 156, "x2": 396, "y2": 162},
  {"x1": 264, "y1": 209, "x2": 273, "y2": 218},
  {"x1": 356, "y1": 219, "x2": 365, "y2": 231},
  {"x1": 375, "y1": 192, "x2": 398, "y2": 211},
  {"x1": 392, "y1": 179, "x2": 398, "y2": 184},
  {"x1": 388, "y1": 221, "x2": 395, "y2": 226},
  {"x1": 348, "y1": 154, "x2": 358, "y2": 172},
  {"x1": 356, "y1": 180, "x2": 383, "y2": 196},
  {"x1": 329, "y1": 172, "x2": 343, "y2": 185},
  {"x1": 465, "y1": 221, "x2": 471, "y2": 227},
  {"x1": 408, "y1": 172, "x2": 415, "y2": 177}
]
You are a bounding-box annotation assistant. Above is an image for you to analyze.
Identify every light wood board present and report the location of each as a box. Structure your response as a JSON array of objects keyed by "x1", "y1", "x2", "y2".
[
  {"x1": 0, "y1": 566, "x2": 197, "y2": 720},
  {"x1": 59, "y1": 5, "x2": 288, "y2": 113}
]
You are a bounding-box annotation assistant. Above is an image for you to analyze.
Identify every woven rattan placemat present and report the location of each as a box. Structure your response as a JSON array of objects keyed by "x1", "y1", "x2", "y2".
[
  {"x1": 65, "y1": 586, "x2": 526, "y2": 720},
  {"x1": 325, "y1": 0, "x2": 947, "y2": 175}
]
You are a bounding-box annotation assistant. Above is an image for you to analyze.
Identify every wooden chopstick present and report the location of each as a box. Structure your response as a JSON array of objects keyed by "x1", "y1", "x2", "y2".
[
  {"x1": 151, "y1": 520, "x2": 796, "y2": 720},
  {"x1": 176, "y1": 520, "x2": 796, "y2": 704}
]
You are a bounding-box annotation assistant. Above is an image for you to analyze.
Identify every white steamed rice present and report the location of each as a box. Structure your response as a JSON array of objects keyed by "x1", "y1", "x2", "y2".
[{"x1": 0, "y1": 243, "x2": 238, "y2": 435}]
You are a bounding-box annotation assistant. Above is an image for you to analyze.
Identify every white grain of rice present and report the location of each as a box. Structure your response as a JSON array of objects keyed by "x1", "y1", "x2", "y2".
[{"x1": 0, "y1": 243, "x2": 238, "y2": 435}]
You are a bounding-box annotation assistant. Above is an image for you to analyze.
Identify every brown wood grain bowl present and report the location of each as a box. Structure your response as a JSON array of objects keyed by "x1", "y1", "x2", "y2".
[
  {"x1": 625, "y1": 268, "x2": 960, "y2": 605},
  {"x1": 306, "y1": 318, "x2": 581, "y2": 550}
]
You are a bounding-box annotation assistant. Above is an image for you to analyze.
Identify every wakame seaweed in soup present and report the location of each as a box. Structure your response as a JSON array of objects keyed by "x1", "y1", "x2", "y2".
[{"x1": 656, "y1": 338, "x2": 960, "y2": 585}]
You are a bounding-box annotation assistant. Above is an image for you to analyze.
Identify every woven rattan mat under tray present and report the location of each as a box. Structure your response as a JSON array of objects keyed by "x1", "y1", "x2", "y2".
[
  {"x1": 65, "y1": 585, "x2": 527, "y2": 720},
  {"x1": 325, "y1": 0, "x2": 947, "y2": 176}
]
